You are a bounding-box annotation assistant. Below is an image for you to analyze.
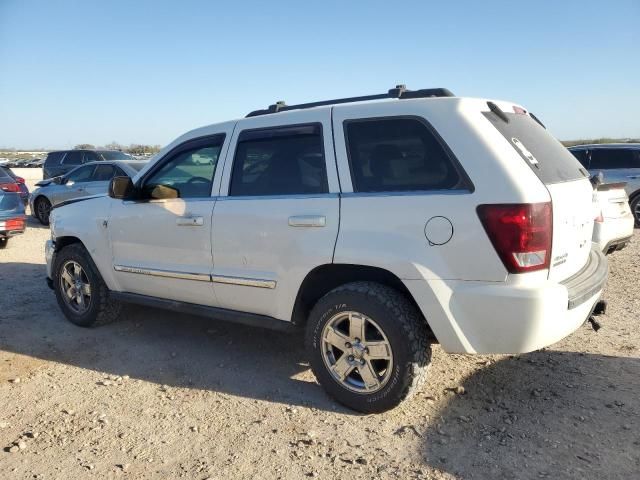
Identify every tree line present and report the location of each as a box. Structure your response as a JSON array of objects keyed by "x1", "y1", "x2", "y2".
[{"x1": 73, "y1": 143, "x2": 162, "y2": 155}]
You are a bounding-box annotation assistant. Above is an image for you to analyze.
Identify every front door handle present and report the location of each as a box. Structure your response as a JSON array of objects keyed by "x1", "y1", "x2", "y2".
[
  {"x1": 288, "y1": 215, "x2": 326, "y2": 227},
  {"x1": 176, "y1": 216, "x2": 204, "y2": 226}
]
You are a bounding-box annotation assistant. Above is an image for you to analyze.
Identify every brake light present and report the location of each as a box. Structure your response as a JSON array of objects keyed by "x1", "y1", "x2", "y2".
[
  {"x1": 4, "y1": 217, "x2": 25, "y2": 231},
  {"x1": 15, "y1": 177, "x2": 25, "y2": 184},
  {"x1": 477, "y1": 203, "x2": 552, "y2": 273},
  {"x1": 0, "y1": 182, "x2": 20, "y2": 193}
]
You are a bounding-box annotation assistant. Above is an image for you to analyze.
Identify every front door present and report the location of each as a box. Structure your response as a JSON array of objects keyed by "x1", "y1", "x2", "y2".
[
  {"x1": 109, "y1": 131, "x2": 231, "y2": 306},
  {"x1": 212, "y1": 110, "x2": 340, "y2": 321}
]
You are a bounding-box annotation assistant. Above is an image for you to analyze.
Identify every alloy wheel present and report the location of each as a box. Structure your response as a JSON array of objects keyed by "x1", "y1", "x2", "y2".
[{"x1": 59, "y1": 260, "x2": 92, "y2": 314}]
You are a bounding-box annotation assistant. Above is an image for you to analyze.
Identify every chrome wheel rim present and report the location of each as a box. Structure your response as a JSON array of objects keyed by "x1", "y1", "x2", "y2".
[
  {"x1": 37, "y1": 199, "x2": 50, "y2": 221},
  {"x1": 321, "y1": 311, "x2": 393, "y2": 393},
  {"x1": 59, "y1": 260, "x2": 92, "y2": 314}
]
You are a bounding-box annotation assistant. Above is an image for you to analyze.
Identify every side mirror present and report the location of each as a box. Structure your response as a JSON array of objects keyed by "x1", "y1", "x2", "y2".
[{"x1": 109, "y1": 176, "x2": 135, "y2": 199}]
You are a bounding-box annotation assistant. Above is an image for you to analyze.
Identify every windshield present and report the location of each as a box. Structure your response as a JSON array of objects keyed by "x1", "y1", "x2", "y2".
[
  {"x1": 484, "y1": 111, "x2": 587, "y2": 184},
  {"x1": 98, "y1": 150, "x2": 132, "y2": 161}
]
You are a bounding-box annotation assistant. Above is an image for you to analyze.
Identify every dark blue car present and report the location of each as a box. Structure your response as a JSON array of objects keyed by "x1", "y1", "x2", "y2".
[{"x1": 0, "y1": 169, "x2": 26, "y2": 248}]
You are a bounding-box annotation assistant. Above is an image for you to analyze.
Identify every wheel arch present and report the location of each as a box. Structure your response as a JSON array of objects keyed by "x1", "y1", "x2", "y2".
[{"x1": 292, "y1": 263, "x2": 436, "y2": 340}]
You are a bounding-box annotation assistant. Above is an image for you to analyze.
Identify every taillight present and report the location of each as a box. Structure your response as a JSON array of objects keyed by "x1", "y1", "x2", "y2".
[
  {"x1": 0, "y1": 182, "x2": 20, "y2": 193},
  {"x1": 477, "y1": 203, "x2": 552, "y2": 273},
  {"x1": 594, "y1": 210, "x2": 604, "y2": 223},
  {"x1": 5, "y1": 217, "x2": 25, "y2": 231},
  {"x1": 15, "y1": 177, "x2": 25, "y2": 184}
]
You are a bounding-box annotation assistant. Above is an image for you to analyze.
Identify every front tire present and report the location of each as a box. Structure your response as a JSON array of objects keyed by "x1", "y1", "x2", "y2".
[
  {"x1": 53, "y1": 243, "x2": 122, "y2": 327},
  {"x1": 305, "y1": 282, "x2": 431, "y2": 413},
  {"x1": 35, "y1": 197, "x2": 52, "y2": 226}
]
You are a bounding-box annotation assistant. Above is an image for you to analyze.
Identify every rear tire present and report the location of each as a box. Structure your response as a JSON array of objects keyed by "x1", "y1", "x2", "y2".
[
  {"x1": 35, "y1": 197, "x2": 52, "y2": 226},
  {"x1": 305, "y1": 281, "x2": 431, "y2": 413},
  {"x1": 53, "y1": 243, "x2": 122, "y2": 327}
]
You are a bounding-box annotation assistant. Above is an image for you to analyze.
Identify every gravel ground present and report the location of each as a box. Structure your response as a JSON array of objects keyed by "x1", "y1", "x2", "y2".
[{"x1": 0, "y1": 206, "x2": 638, "y2": 479}]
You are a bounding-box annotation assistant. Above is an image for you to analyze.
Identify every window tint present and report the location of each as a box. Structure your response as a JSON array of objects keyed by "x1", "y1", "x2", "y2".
[
  {"x1": 143, "y1": 137, "x2": 224, "y2": 199},
  {"x1": 569, "y1": 149, "x2": 589, "y2": 168},
  {"x1": 45, "y1": 151, "x2": 65, "y2": 166},
  {"x1": 230, "y1": 124, "x2": 327, "y2": 196},
  {"x1": 66, "y1": 165, "x2": 95, "y2": 183},
  {"x1": 590, "y1": 149, "x2": 640, "y2": 170},
  {"x1": 91, "y1": 164, "x2": 116, "y2": 181},
  {"x1": 63, "y1": 151, "x2": 84, "y2": 166},
  {"x1": 345, "y1": 118, "x2": 463, "y2": 192},
  {"x1": 84, "y1": 151, "x2": 100, "y2": 163}
]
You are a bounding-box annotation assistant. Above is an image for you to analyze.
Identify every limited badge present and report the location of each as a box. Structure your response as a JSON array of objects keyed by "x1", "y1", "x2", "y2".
[{"x1": 511, "y1": 137, "x2": 539, "y2": 167}]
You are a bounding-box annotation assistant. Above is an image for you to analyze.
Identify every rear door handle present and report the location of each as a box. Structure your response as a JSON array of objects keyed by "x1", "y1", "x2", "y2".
[
  {"x1": 288, "y1": 215, "x2": 326, "y2": 227},
  {"x1": 176, "y1": 216, "x2": 204, "y2": 226}
]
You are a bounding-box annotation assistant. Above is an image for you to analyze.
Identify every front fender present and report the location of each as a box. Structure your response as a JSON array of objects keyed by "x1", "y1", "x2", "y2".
[{"x1": 51, "y1": 196, "x2": 118, "y2": 290}]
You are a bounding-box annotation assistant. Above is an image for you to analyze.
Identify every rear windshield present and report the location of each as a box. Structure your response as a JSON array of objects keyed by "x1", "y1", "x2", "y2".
[
  {"x1": 98, "y1": 150, "x2": 131, "y2": 161},
  {"x1": 0, "y1": 191, "x2": 20, "y2": 209},
  {"x1": 484, "y1": 111, "x2": 587, "y2": 184}
]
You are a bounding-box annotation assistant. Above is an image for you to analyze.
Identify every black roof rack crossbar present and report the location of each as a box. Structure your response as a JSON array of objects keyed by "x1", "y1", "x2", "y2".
[{"x1": 246, "y1": 85, "x2": 454, "y2": 117}]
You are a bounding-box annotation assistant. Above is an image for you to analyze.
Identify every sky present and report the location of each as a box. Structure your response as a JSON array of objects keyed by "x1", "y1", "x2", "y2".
[{"x1": 0, "y1": 0, "x2": 638, "y2": 150}]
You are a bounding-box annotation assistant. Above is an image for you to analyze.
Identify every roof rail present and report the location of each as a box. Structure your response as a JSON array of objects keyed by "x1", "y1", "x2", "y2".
[{"x1": 245, "y1": 85, "x2": 454, "y2": 117}]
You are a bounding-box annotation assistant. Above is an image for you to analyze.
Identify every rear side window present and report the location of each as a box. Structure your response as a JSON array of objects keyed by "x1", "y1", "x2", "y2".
[
  {"x1": 590, "y1": 149, "x2": 640, "y2": 170},
  {"x1": 230, "y1": 124, "x2": 327, "y2": 196},
  {"x1": 84, "y1": 151, "x2": 100, "y2": 162},
  {"x1": 484, "y1": 111, "x2": 587, "y2": 184},
  {"x1": 91, "y1": 164, "x2": 117, "y2": 181},
  {"x1": 98, "y1": 150, "x2": 131, "y2": 161},
  {"x1": 63, "y1": 151, "x2": 83, "y2": 166},
  {"x1": 344, "y1": 118, "x2": 465, "y2": 193},
  {"x1": 45, "y1": 151, "x2": 65, "y2": 165}
]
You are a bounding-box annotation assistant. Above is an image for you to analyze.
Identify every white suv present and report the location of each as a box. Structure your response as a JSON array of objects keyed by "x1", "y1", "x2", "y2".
[{"x1": 45, "y1": 86, "x2": 608, "y2": 413}]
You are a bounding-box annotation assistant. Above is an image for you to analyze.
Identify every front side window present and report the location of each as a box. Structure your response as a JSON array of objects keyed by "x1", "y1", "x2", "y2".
[
  {"x1": 345, "y1": 118, "x2": 464, "y2": 192},
  {"x1": 590, "y1": 149, "x2": 640, "y2": 170},
  {"x1": 230, "y1": 124, "x2": 327, "y2": 197},
  {"x1": 65, "y1": 165, "x2": 95, "y2": 183},
  {"x1": 143, "y1": 136, "x2": 224, "y2": 199},
  {"x1": 63, "y1": 151, "x2": 83, "y2": 166}
]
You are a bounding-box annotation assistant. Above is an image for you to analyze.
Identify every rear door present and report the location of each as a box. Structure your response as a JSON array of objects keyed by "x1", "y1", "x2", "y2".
[
  {"x1": 484, "y1": 107, "x2": 593, "y2": 281},
  {"x1": 590, "y1": 148, "x2": 640, "y2": 185},
  {"x1": 212, "y1": 110, "x2": 340, "y2": 321}
]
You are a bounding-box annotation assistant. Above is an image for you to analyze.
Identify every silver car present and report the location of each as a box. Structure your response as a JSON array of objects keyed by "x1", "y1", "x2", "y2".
[
  {"x1": 568, "y1": 143, "x2": 640, "y2": 226},
  {"x1": 30, "y1": 160, "x2": 147, "y2": 225}
]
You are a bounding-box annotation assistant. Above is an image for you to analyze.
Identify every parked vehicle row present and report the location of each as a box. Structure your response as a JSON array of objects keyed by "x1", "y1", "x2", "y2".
[
  {"x1": 0, "y1": 168, "x2": 27, "y2": 249},
  {"x1": 43, "y1": 149, "x2": 133, "y2": 179},
  {"x1": 569, "y1": 143, "x2": 640, "y2": 226},
  {"x1": 0, "y1": 158, "x2": 44, "y2": 168},
  {"x1": 45, "y1": 86, "x2": 610, "y2": 413},
  {"x1": 30, "y1": 160, "x2": 147, "y2": 225}
]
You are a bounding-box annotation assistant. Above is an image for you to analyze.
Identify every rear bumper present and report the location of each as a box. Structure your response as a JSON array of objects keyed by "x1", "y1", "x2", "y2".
[
  {"x1": 404, "y1": 247, "x2": 608, "y2": 354},
  {"x1": 592, "y1": 214, "x2": 635, "y2": 253}
]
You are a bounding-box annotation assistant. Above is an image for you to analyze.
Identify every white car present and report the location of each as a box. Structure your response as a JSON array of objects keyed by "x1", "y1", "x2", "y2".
[
  {"x1": 45, "y1": 86, "x2": 607, "y2": 412},
  {"x1": 592, "y1": 180, "x2": 634, "y2": 253}
]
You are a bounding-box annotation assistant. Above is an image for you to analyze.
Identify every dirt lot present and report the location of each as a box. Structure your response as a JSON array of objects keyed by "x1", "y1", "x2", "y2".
[{"x1": 1, "y1": 203, "x2": 638, "y2": 479}]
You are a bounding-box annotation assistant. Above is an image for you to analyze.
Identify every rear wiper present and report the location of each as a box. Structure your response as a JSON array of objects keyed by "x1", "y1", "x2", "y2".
[
  {"x1": 487, "y1": 101, "x2": 509, "y2": 123},
  {"x1": 530, "y1": 112, "x2": 546, "y2": 129}
]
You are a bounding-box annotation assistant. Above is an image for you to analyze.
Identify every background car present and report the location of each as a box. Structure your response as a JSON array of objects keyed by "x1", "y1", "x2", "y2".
[
  {"x1": 591, "y1": 179, "x2": 634, "y2": 253},
  {"x1": 43, "y1": 149, "x2": 134, "y2": 179},
  {"x1": 31, "y1": 160, "x2": 147, "y2": 225},
  {"x1": 0, "y1": 166, "x2": 29, "y2": 205},
  {"x1": 0, "y1": 170, "x2": 26, "y2": 248},
  {"x1": 569, "y1": 144, "x2": 640, "y2": 226}
]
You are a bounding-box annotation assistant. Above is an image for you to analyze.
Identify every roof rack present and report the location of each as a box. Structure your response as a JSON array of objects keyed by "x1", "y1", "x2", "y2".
[{"x1": 245, "y1": 85, "x2": 454, "y2": 117}]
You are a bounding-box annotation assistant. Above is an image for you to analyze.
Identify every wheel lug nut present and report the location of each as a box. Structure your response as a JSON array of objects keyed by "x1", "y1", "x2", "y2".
[
  {"x1": 360, "y1": 359, "x2": 366, "y2": 365},
  {"x1": 345, "y1": 342, "x2": 352, "y2": 349},
  {"x1": 348, "y1": 355, "x2": 354, "y2": 361}
]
